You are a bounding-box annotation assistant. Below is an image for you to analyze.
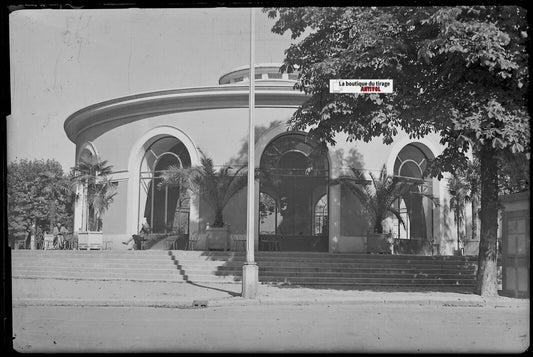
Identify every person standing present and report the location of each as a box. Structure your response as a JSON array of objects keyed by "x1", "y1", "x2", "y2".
[
  {"x1": 52, "y1": 223, "x2": 59, "y2": 249},
  {"x1": 60, "y1": 223, "x2": 69, "y2": 249},
  {"x1": 29, "y1": 222, "x2": 37, "y2": 250},
  {"x1": 26, "y1": 223, "x2": 36, "y2": 250},
  {"x1": 36, "y1": 226, "x2": 44, "y2": 250},
  {"x1": 53, "y1": 222, "x2": 67, "y2": 249}
]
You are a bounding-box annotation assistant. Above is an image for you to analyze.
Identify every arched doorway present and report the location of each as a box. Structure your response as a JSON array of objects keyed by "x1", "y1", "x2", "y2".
[
  {"x1": 139, "y1": 136, "x2": 192, "y2": 234},
  {"x1": 392, "y1": 143, "x2": 434, "y2": 241},
  {"x1": 259, "y1": 133, "x2": 329, "y2": 251}
]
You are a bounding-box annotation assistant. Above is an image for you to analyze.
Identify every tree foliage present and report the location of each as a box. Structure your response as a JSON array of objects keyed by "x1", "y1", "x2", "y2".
[
  {"x1": 335, "y1": 165, "x2": 438, "y2": 234},
  {"x1": 265, "y1": 6, "x2": 529, "y2": 164},
  {"x1": 265, "y1": 6, "x2": 529, "y2": 296},
  {"x1": 7, "y1": 159, "x2": 74, "y2": 244},
  {"x1": 498, "y1": 151, "x2": 530, "y2": 194},
  {"x1": 159, "y1": 153, "x2": 248, "y2": 227}
]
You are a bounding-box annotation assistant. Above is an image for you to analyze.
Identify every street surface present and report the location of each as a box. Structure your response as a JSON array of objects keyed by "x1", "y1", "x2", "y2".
[{"x1": 12, "y1": 303, "x2": 529, "y2": 353}]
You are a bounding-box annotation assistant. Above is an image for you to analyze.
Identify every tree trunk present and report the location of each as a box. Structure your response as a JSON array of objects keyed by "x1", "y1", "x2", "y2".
[
  {"x1": 49, "y1": 200, "x2": 56, "y2": 232},
  {"x1": 213, "y1": 210, "x2": 224, "y2": 228},
  {"x1": 374, "y1": 221, "x2": 383, "y2": 234},
  {"x1": 455, "y1": 208, "x2": 461, "y2": 252},
  {"x1": 475, "y1": 144, "x2": 499, "y2": 296}
]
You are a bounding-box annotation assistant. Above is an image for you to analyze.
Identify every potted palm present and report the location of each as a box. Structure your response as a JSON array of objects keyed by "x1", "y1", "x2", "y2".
[
  {"x1": 336, "y1": 165, "x2": 437, "y2": 254},
  {"x1": 448, "y1": 174, "x2": 471, "y2": 256},
  {"x1": 159, "y1": 153, "x2": 247, "y2": 251},
  {"x1": 71, "y1": 155, "x2": 117, "y2": 250}
]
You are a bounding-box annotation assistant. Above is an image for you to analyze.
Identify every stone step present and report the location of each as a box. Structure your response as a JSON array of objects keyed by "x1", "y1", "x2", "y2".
[
  {"x1": 257, "y1": 277, "x2": 476, "y2": 285},
  {"x1": 11, "y1": 250, "x2": 476, "y2": 287},
  {"x1": 13, "y1": 263, "x2": 474, "y2": 276},
  {"x1": 12, "y1": 262, "x2": 473, "y2": 276},
  {"x1": 183, "y1": 274, "x2": 243, "y2": 283},
  {"x1": 175, "y1": 252, "x2": 475, "y2": 260},
  {"x1": 11, "y1": 271, "x2": 185, "y2": 281},
  {"x1": 13, "y1": 257, "x2": 476, "y2": 269},
  {"x1": 180, "y1": 266, "x2": 475, "y2": 276},
  {"x1": 12, "y1": 257, "x2": 177, "y2": 264},
  {"x1": 12, "y1": 261, "x2": 179, "y2": 268},
  {"x1": 264, "y1": 257, "x2": 476, "y2": 264},
  {"x1": 183, "y1": 274, "x2": 475, "y2": 285},
  {"x1": 269, "y1": 271, "x2": 475, "y2": 279},
  {"x1": 12, "y1": 265, "x2": 179, "y2": 274},
  {"x1": 176, "y1": 259, "x2": 476, "y2": 269},
  {"x1": 172, "y1": 251, "x2": 476, "y2": 261},
  {"x1": 182, "y1": 266, "x2": 474, "y2": 277},
  {"x1": 13, "y1": 261, "x2": 475, "y2": 273},
  {"x1": 11, "y1": 250, "x2": 172, "y2": 256},
  {"x1": 11, "y1": 250, "x2": 476, "y2": 260}
]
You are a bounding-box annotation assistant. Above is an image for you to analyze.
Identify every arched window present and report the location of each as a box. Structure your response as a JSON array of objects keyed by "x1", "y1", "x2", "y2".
[
  {"x1": 392, "y1": 144, "x2": 434, "y2": 240},
  {"x1": 140, "y1": 136, "x2": 191, "y2": 234},
  {"x1": 259, "y1": 133, "x2": 329, "y2": 251},
  {"x1": 314, "y1": 194, "x2": 328, "y2": 236}
]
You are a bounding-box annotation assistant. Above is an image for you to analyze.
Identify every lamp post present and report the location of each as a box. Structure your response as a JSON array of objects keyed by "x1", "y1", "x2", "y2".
[{"x1": 242, "y1": 7, "x2": 259, "y2": 298}]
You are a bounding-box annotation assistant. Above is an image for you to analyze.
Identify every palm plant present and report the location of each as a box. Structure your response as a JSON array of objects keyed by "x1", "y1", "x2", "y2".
[
  {"x1": 159, "y1": 153, "x2": 248, "y2": 228},
  {"x1": 71, "y1": 155, "x2": 117, "y2": 231},
  {"x1": 464, "y1": 158, "x2": 481, "y2": 240},
  {"x1": 448, "y1": 174, "x2": 471, "y2": 250},
  {"x1": 336, "y1": 165, "x2": 438, "y2": 234}
]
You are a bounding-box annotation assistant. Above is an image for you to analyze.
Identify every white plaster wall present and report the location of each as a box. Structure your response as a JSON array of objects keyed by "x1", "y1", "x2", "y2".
[{"x1": 73, "y1": 105, "x2": 456, "y2": 254}]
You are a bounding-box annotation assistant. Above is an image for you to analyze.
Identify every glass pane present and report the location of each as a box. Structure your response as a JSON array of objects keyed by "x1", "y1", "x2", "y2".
[
  {"x1": 259, "y1": 134, "x2": 329, "y2": 245},
  {"x1": 259, "y1": 192, "x2": 278, "y2": 235},
  {"x1": 140, "y1": 136, "x2": 192, "y2": 234}
]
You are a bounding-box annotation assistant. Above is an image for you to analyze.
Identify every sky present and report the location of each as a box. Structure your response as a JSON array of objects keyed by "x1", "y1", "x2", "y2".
[{"x1": 8, "y1": 8, "x2": 295, "y2": 171}]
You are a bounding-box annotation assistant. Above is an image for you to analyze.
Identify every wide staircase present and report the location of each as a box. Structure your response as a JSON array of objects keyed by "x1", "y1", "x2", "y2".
[
  {"x1": 11, "y1": 250, "x2": 478, "y2": 288},
  {"x1": 11, "y1": 250, "x2": 185, "y2": 282}
]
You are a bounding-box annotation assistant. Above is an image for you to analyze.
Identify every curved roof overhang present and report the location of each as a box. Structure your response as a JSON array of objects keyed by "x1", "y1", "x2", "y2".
[{"x1": 64, "y1": 83, "x2": 309, "y2": 143}]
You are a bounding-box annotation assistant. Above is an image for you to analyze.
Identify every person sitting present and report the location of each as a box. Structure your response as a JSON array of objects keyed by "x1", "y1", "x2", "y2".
[{"x1": 122, "y1": 218, "x2": 151, "y2": 250}]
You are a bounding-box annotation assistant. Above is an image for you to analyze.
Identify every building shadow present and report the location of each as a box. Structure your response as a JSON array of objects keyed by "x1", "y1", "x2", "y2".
[{"x1": 185, "y1": 281, "x2": 240, "y2": 297}]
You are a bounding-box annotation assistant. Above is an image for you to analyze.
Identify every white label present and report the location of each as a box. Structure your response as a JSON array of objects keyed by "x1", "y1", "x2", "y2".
[{"x1": 330, "y1": 79, "x2": 393, "y2": 93}]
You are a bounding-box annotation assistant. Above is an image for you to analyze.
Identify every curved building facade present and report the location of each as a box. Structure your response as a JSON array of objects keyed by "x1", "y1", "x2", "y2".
[{"x1": 65, "y1": 64, "x2": 465, "y2": 255}]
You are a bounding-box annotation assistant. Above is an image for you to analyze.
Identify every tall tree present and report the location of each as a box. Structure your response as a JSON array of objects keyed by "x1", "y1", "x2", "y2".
[
  {"x1": 265, "y1": 6, "x2": 529, "y2": 296},
  {"x1": 7, "y1": 159, "x2": 74, "y2": 245}
]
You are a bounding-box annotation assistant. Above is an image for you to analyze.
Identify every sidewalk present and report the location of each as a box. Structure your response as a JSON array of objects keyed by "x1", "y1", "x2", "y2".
[{"x1": 11, "y1": 277, "x2": 528, "y2": 309}]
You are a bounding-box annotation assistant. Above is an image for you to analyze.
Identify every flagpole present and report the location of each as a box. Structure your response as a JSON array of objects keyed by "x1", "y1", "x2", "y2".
[{"x1": 242, "y1": 6, "x2": 259, "y2": 298}]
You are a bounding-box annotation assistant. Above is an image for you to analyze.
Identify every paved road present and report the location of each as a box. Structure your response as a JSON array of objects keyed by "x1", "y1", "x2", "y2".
[{"x1": 11, "y1": 304, "x2": 529, "y2": 353}]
